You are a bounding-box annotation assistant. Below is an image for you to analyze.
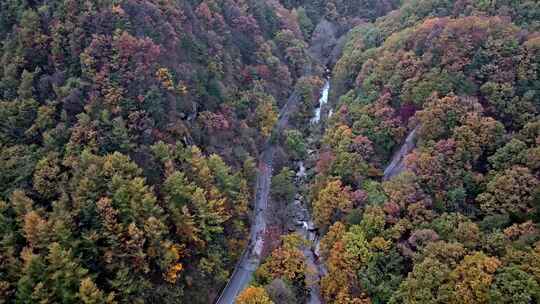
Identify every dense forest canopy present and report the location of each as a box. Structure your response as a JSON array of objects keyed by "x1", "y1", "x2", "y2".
[
  {"x1": 0, "y1": 0, "x2": 539, "y2": 303},
  {"x1": 0, "y1": 0, "x2": 325, "y2": 302},
  {"x1": 302, "y1": 1, "x2": 540, "y2": 304}
]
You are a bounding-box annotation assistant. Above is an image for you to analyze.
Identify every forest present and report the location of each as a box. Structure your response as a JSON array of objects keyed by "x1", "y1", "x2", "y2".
[{"x1": 0, "y1": 0, "x2": 539, "y2": 304}]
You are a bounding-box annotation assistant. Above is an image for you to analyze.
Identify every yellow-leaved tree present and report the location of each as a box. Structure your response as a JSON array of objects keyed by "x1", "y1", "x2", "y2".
[
  {"x1": 236, "y1": 286, "x2": 274, "y2": 304},
  {"x1": 313, "y1": 180, "x2": 353, "y2": 229}
]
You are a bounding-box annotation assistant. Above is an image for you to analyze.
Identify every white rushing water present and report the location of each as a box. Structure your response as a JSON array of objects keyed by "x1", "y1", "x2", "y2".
[
  {"x1": 296, "y1": 161, "x2": 307, "y2": 179},
  {"x1": 294, "y1": 79, "x2": 332, "y2": 304},
  {"x1": 310, "y1": 80, "x2": 330, "y2": 124}
]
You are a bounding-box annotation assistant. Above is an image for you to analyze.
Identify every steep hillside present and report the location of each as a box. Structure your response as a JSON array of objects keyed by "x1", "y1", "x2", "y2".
[
  {"x1": 0, "y1": 0, "x2": 320, "y2": 302},
  {"x1": 307, "y1": 1, "x2": 540, "y2": 304},
  {"x1": 1, "y1": 0, "x2": 539, "y2": 304}
]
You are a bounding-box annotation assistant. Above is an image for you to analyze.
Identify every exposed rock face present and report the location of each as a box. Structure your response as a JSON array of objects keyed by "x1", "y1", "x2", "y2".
[
  {"x1": 309, "y1": 18, "x2": 359, "y2": 68},
  {"x1": 308, "y1": 19, "x2": 340, "y2": 67},
  {"x1": 328, "y1": 34, "x2": 348, "y2": 67}
]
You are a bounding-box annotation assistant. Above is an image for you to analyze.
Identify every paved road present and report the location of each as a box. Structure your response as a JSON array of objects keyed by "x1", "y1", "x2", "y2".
[
  {"x1": 216, "y1": 81, "x2": 419, "y2": 304},
  {"x1": 215, "y1": 92, "x2": 300, "y2": 304},
  {"x1": 383, "y1": 126, "x2": 419, "y2": 181}
]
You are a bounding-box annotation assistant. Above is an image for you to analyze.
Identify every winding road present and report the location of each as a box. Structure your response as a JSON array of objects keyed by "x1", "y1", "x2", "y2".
[
  {"x1": 215, "y1": 91, "x2": 301, "y2": 304},
  {"x1": 215, "y1": 74, "x2": 420, "y2": 303}
]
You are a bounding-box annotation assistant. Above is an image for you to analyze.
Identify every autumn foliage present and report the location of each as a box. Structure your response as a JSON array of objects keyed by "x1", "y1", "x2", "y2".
[{"x1": 309, "y1": 1, "x2": 540, "y2": 304}]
